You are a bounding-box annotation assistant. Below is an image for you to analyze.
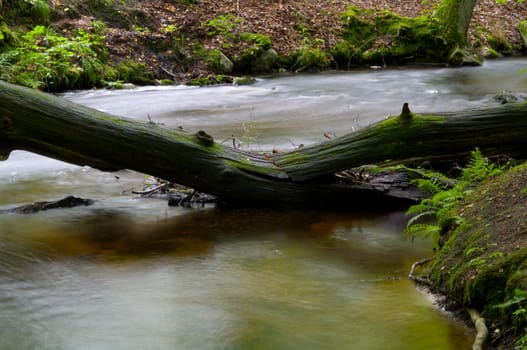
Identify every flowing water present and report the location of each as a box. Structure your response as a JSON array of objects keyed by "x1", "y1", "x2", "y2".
[{"x1": 1, "y1": 58, "x2": 526, "y2": 349}]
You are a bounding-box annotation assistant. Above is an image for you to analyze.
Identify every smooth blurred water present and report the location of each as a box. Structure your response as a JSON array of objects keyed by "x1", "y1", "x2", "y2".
[
  {"x1": 2, "y1": 58, "x2": 526, "y2": 349},
  {"x1": 0, "y1": 208, "x2": 473, "y2": 350}
]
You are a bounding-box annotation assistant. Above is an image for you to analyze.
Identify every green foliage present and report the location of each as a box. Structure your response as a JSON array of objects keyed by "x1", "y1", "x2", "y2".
[
  {"x1": 487, "y1": 34, "x2": 512, "y2": 54},
  {"x1": 331, "y1": 41, "x2": 361, "y2": 67},
  {"x1": 0, "y1": 23, "x2": 108, "y2": 90},
  {"x1": 0, "y1": 21, "x2": 16, "y2": 47},
  {"x1": 186, "y1": 74, "x2": 233, "y2": 86},
  {"x1": 404, "y1": 223, "x2": 440, "y2": 239},
  {"x1": 338, "y1": 6, "x2": 450, "y2": 66},
  {"x1": 461, "y1": 148, "x2": 503, "y2": 183},
  {"x1": 29, "y1": 0, "x2": 50, "y2": 24},
  {"x1": 202, "y1": 15, "x2": 275, "y2": 73},
  {"x1": 202, "y1": 49, "x2": 230, "y2": 73},
  {"x1": 233, "y1": 33, "x2": 275, "y2": 73},
  {"x1": 113, "y1": 59, "x2": 155, "y2": 85},
  {"x1": 405, "y1": 149, "x2": 504, "y2": 242},
  {"x1": 240, "y1": 33, "x2": 272, "y2": 50},
  {"x1": 293, "y1": 46, "x2": 330, "y2": 71},
  {"x1": 495, "y1": 289, "x2": 527, "y2": 329},
  {"x1": 203, "y1": 13, "x2": 242, "y2": 41}
]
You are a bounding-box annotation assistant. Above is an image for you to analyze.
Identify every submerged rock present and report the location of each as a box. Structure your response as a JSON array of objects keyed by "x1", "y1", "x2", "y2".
[
  {"x1": 493, "y1": 90, "x2": 527, "y2": 104},
  {"x1": 0, "y1": 195, "x2": 95, "y2": 214}
]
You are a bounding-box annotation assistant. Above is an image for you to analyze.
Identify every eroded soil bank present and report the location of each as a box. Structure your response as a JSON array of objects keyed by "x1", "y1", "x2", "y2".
[{"x1": 420, "y1": 164, "x2": 527, "y2": 349}]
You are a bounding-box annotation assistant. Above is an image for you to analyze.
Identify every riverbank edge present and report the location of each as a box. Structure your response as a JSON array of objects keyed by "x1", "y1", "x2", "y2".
[
  {"x1": 411, "y1": 163, "x2": 527, "y2": 349},
  {"x1": 1, "y1": 1, "x2": 527, "y2": 90}
]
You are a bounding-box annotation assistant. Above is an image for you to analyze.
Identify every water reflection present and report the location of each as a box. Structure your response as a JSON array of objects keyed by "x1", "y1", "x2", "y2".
[{"x1": 0, "y1": 208, "x2": 473, "y2": 350}]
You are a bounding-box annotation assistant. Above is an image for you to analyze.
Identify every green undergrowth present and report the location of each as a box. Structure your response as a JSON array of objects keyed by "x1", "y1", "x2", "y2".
[
  {"x1": 408, "y1": 154, "x2": 527, "y2": 347},
  {"x1": 405, "y1": 148, "x2": 505, "y2": 242},
  {"x1": 334, "y1": 6, "x2": 453, "y2": 67},
  {"x1": 0, "y1": 24, "x2": 108, "y2": 91},
  {"x1": 0, "y1": 21, "x2": 157, "y2": 90},
  {"x1": 201, "y1": 14, "x2": 276, "y2": 73}
]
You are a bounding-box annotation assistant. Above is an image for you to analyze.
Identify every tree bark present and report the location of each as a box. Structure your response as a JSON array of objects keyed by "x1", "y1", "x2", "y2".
[
  {"x1": 436, "y1": 0, "x2": 478, "y2": 44},
  {"x1": 1, "y1": 81, "x2": 527, "y2": 207}
]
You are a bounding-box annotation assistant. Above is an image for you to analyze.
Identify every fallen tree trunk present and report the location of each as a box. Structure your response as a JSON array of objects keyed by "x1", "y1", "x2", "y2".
[{"x1": 1, "y1": 81, "x2": 526, "y2": 207}]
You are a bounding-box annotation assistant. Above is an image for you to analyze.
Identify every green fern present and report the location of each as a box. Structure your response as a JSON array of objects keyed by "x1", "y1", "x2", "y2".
[
  {"x1": 405, "y1": 223, "x2": 440, "y2": 239},
  {"x1": 406, "y1": 148, "x2": 503, "y2": 241},
  {"x1": 412, "y1": 177, "x2": 446, "y2": 195},
  {"x1": 461, "y1": 148, "x2": 502, "y2": 184},
  {"x1": 406, "y1": 210, "x2": 436, "y2": 227}
]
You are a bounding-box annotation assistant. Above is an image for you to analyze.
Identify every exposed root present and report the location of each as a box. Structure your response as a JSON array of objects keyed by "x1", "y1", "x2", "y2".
[
  {"x1": 408, "y1": 258, "x2": 489, "y2": 350},
  {"x1": 467, "y1": 308, "x2": 488, "y2": 350},
  {"x1": 408, "y1": 257, "x2": 434, "y2": 287}
]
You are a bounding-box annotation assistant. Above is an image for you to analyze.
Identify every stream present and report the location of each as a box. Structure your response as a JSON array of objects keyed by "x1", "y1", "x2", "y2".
[{"x1": 1, "y1": 58, "x2": 526, "y2": 349}]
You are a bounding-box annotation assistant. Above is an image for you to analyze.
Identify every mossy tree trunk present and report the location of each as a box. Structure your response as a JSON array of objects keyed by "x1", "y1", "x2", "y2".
[
  {"x1": 436, "y1": 0, "x2": 478, "y2": 45},
  {"x1": 1, "y1": 81, "x2": 527, "y2": 208}
]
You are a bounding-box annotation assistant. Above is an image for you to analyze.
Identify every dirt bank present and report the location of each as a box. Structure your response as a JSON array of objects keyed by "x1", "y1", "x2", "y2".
[
  {"x1": 418, "y1": 163, "x2": 527, "y2": 349},
  {"x1": 46, "y1": 0, "x2": 527, "y2": 82}
]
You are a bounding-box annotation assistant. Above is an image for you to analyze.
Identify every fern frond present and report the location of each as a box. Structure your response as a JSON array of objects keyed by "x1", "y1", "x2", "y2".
[
  {"x1": 406, "y1": 202, "x2": 431, "y2": 215},
  {"x1": 404, "y1": 223, "x2": 440, "y2": 238},
  {"x1": 406, "y1": 210, "x2": 436, "y2": 228}
]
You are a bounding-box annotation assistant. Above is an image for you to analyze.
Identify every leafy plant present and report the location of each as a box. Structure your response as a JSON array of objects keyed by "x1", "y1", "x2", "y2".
[
  {"x1": 203, "y1": 14, "x2": 242, "y2": 39},
  {"x1": 241, "y1": 119, "x2": 259, "y2": 150},
  {"x1": 405, "y1": 148, "x2": 504, "y2": 242},
  {"x1": 0, "y1": 23, "x2": 109, "y2": 90},
  {"x1": 495, "y1": 289, "x2": 527, "y2": 335},
  {"x1": 28, "y1": 0, "x2": 50, "y2": 24},
  {"x1": 240, "y1": 33, "x2": 271, "y2": 50},
  {"x1": 461, "y1": 148, "x2": 503, "y2": 183},
  {"x1": 295, "y1": 46, "x2": 329, "y2": 71}
]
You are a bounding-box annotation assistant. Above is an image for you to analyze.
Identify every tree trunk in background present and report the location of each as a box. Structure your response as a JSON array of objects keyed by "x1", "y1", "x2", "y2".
[
  {"x1": 436, "y1": 0, "x2": 478, "y2": 44},
  {"x1": 1, "y1": 81, "x2": 527, "y2": 208}
]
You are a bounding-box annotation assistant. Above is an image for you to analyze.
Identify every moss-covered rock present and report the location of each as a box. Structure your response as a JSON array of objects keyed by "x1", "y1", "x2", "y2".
[
  {"x1": 233, "y1": 76, "x2": 256, "y2": 85},
  {"x1": 186, "y1": 74, "x2": 233, "y2": 86},
  {"x1": 337, "y1": 6, "x2": 457, "y2": 66},
  {"x1": 483, "y1": 47, "x2": 501, "y2": 59},
  {"x1": 231, "y1": 33, "x2": 276, "y2": 73},
  {"x1": 114, "y1": 59, "x2": 156, "y2": 85},
  {"x1": 204, "y1": 49, "x2": 233, "y2": 74},
  {"x1": 447, "y1": 46, "x2": 483, "y2": 66}
]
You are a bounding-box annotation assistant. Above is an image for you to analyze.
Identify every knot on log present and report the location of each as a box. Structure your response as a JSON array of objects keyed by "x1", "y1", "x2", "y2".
[
  {"x1": 1, "y1": 117, "x2": 11, "y2": 129},
  {"x1": 194, "y1": 130, "x2": 214, "y2": 147},
  {"x1": 399, "y1": 102, "x2": 412, "y2": 122}
]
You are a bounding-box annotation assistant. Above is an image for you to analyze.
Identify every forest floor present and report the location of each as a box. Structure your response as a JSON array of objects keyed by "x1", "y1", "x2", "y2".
[{"x1": 50, "y1": 0, "x2": 527, "y2": 82}]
